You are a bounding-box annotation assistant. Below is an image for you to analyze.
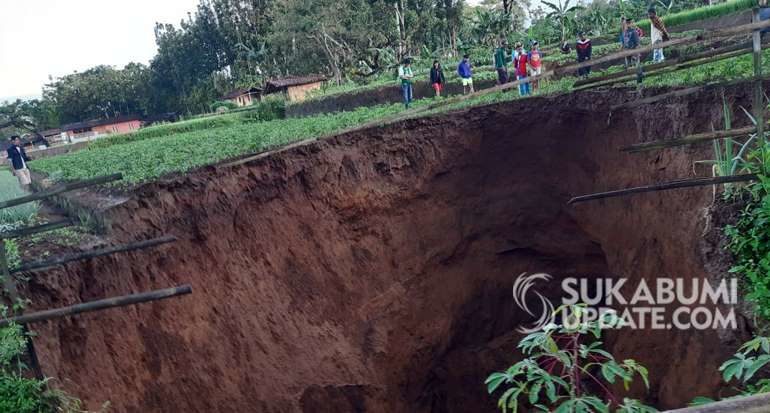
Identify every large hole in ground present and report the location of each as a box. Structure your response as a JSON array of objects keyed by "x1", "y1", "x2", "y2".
[{"x1": 28, "y1": 88, "x2": 754, "y2": 412}]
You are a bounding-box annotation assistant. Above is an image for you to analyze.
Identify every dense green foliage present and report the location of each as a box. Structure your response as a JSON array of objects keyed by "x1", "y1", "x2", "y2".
[
  {"x1": 0, "y1": 172, "x2": 37, "y2": 228},
  {"x1": 0, "y1": 317, "x2": 83, "y2": 413},
  {"x1": 486, "y1": 306, "x2": 654, "y2": 413},
  {"x1": 726, "y1": 177, "x2": 770, "y2": 319}
]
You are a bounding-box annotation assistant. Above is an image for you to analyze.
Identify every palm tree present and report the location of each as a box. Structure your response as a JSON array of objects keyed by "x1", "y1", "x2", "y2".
[{"x1": 542, "y1": 0, "x2": 583, "y2": 42}]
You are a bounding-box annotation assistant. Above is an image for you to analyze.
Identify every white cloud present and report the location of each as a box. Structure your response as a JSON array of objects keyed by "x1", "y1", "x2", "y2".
[{"x1": 0, "y1": 0, "x2": 198, "y2": 100}]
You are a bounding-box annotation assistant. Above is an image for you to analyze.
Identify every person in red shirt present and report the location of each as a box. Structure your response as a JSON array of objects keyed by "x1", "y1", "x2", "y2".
[{"x1": 513, "y1": 42, "x2": 530, "y2": 96}]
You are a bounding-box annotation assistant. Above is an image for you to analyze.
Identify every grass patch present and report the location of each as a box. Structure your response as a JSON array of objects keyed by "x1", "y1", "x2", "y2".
[
  {"x1": 639, "y1": 0, "x2": 756, "y2": 33},
  {"x1": 0, "y1": 171, "x2": 36, "y2": 228}
]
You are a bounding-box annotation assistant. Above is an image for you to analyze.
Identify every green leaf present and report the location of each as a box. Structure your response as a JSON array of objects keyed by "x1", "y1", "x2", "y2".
[{"x1": 529, "y1": 381, "x2": 542, "y2": 405}]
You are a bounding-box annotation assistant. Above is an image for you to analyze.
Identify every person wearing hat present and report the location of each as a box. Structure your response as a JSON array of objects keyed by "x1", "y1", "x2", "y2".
[
  {"x1": 576, "y1": 32, "x2": 592, "y2": 78},
  {"x1": 527, "y1": 41, "x2": 543, "y2": 91},
  {"x1": 648, "y1": 7, "x2": 670, "y2": 63},
  {"x1": 398, "y1": 58, "x2": 415, "y2": 109}
]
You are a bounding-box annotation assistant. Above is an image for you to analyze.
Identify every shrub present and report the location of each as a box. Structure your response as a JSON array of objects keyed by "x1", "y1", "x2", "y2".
[
  {"x1": 486, "y1": 305, "x2": 654, "y2": 413},
  {"x1": 209, "y1": 100, "x2": 237, "y2": 112},
  {"x1": 240, "y1": 96, "x2": 286, "y2": 122}
]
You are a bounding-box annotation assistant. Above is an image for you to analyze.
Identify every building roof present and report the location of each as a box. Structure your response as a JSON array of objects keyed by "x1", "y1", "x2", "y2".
[
  {"x1": 39, "y1": 128, "x2": 61, "y2": 137},
  {"x1": 222, "y1": 87, "x2": 262, "y2": 100},
  {"x1": 264, "y1": 75, "x2": 327, "y2": 92},
  {"x1": 61, "y1": 115, "x2": 141, "y2": 132}
]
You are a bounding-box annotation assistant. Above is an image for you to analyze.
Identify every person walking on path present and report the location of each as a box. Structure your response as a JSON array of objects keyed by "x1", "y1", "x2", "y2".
[
  {"x1": 398, "y1": 58, "x2": 414, "y2": 108},
  {"x1": 527, "y1": 41, "x2": 543, "y2": 91},
  {"x1": 494, "y1": 40, "x2": 509, "y2": 84},
  {"x1": 576, "y1": 32, "x2": 592, "y2": 78},
  {"x1": 513, "y1": 42, "x2": 530, "y2": 96},
  {"x1": 648, "y1": 7, "x2": 670, "y2": 63},
  {"x1": 6, "y1": 136, "x2": 32, "y2": 190},
  {"x1": 624, "y1": 18, "x2": 643, "y2": 84},
  {"x1": 457, "y1": 55, "x2": 474, "y2": 94},
  {"x1": 429, "y1": 60, "x2": 446, "y2": 98}
]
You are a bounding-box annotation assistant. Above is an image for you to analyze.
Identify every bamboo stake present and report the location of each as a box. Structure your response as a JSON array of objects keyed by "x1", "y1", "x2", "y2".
[
  {"x1": 608, "y1": 74, "x2": 770, "y2": 111},
  {"x1": 574, "y1": 40, "x2": 757, "y2": 88},
  {"x1": 664, "y1": 391, "x2": 770, "y2": 413},
  {"x1": 0, "y1": 173, "x2": 122, "y2": 210},
  {"x1": 10, "y1": 235, "x2": 177, "y2": 274},
  {"x1": 621, "y1": 125, "x2": 760, "y2": 153},
  {"x1": 554, "y1": 19, "x2": 770, "y2": 76},
  {"x1": 567, "y1": 174, "x2": 758, "y2": 205},
  {"x1": 0, "y1": 219, "x2": 73, "y2": 239},
  {"x1": 0, "y1": 284, "x2": 192, "y2": 328},
  {"x1": 576, "y1": 47, "x2": 756, "y2": 91}
]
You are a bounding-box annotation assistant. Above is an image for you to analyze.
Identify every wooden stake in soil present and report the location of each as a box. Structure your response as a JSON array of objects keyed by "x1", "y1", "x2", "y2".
[
  {"x1": 10, "y1": 235, "x2": 177, "y2": 274},
  {"x1": 0, "y1": 173, "x2": 122, "y2": 210},
  {"x1": 0, "y1": 284, "x2": 193, "y2": 328},
  {"x1": 0, "y1": 219, "x2": 73, "y2": 239},
  {"x1": 567, "y1": 174, "x2": 758, "y2": 205},
  {"x1": 621, "y1": 124, "x2": 761, "y2": 153}
]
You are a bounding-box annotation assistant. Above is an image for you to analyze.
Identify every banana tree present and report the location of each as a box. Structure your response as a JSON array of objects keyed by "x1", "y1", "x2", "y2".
[{"x1": 542, "y1": 0, "x2": 583, "y2": 42}]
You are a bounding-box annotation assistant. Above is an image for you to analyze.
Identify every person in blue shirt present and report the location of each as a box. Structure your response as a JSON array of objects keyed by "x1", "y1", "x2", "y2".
[{"x1": 457, "y1": 55, "x2": 474, "y2": 94}]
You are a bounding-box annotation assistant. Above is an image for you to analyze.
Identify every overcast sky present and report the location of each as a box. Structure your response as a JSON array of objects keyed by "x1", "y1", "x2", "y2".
[{"x1": 0, "y1": 0, "x2": 199, "y2": 101}]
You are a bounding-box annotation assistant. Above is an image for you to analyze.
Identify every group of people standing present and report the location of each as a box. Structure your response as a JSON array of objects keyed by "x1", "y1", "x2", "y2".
[
  {"x1": 397, "y1": 7, "x2": 670, "y2": 109},
  {"x1": 494, "y1": 41, "x2": 543, "y2": 96},
  {"x1": 398, "y1": 54, "x2": 478, "y2": 108},
  {"x1": 619, "y1": 8, "x2": 670, "y2": 82}
]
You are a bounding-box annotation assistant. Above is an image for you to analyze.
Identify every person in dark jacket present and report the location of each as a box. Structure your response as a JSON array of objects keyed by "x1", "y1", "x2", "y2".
[
  {"x1": 429, "y1": 60, "x2": 446, "y2": 97},
  {"x1": 624, "y1": 18, "x2": 643, "y2": 84},
  {"x1": 494, "y1": 40, "x2": 509, "y2": 84},
  {"x1": 576, "y1": 32, "x2": 592, "y2": 78},
  {"x1": 6, "y1": 136, "x2": 32, "y2": 189}
]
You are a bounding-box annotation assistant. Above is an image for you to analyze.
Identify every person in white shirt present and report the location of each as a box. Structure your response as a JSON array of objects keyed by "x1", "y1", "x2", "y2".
[{"x1": 648, "y1": 7, "x2": 670, "y2": 63}]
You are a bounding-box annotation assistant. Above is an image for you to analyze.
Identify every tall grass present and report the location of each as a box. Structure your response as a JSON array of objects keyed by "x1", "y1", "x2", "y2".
[
  {"x1": 0, "y1": 171, "x2": 37, "y2": 228},
  {"x1": 638, "y1": 0, "x2": 757, "y2": 33}
]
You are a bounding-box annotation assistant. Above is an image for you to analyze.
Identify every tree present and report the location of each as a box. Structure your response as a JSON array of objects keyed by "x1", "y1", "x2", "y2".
[{"x1": 542, "y1": 0, "x2": 582, "y2": 42}]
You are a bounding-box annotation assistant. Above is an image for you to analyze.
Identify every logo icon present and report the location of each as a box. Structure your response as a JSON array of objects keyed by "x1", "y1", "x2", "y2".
[{"x1": 513, "y1": 272, "x2": 555, "y2": 334}]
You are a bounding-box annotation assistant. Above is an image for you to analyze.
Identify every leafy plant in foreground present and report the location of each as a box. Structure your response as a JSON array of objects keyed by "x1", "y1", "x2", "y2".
[
  {"x1": 690, "y1": 336, "x2": 770, "y2": 407},
  {"x1": 486, "y1": 305, "x2": 655, "y2": 413}
]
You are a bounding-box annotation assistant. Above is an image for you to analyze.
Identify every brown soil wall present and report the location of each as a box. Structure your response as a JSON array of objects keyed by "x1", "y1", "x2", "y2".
[{"x1": 24, "y1": 85, "x2": 759, "y2": 412}]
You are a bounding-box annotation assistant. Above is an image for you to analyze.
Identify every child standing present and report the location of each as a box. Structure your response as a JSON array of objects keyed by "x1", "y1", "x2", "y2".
[
  {"x1": 429, "y1": 60, "x2": 446, "y2": 97},
  {"x1": 527, "y1": 41, "x2": 542, "y2": 91}
]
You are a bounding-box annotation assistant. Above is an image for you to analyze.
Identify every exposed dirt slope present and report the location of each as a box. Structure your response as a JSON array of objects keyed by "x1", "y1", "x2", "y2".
[{"x1": 25, "y1": 85, "x2": 758, "y2": 412}]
